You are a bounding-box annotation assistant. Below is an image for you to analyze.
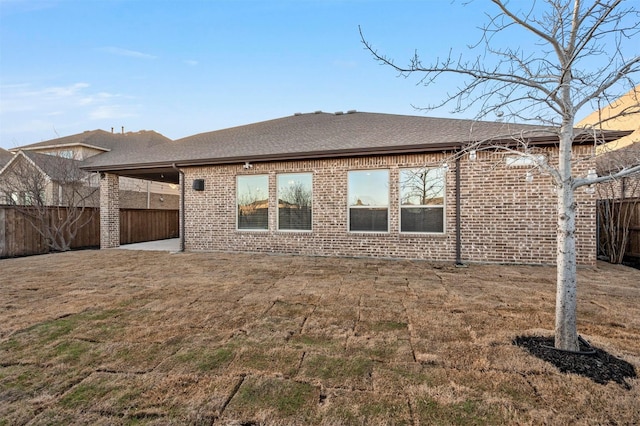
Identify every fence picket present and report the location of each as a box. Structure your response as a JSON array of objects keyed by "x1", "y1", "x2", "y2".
[{"x1": 0, "y1": 206, "x2": 179, "y2": 258}]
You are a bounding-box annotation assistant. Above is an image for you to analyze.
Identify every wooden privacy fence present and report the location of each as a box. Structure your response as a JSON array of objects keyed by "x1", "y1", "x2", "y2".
[
  {"x1": 597, "y1": 198, "x2": 640, "y2": 261},
  {"x1": 0, "y1": 206, "x2": 179, "y2": 258},
  {"x1": 120, "y1": 209, "x2": 179, "y2": 245}
]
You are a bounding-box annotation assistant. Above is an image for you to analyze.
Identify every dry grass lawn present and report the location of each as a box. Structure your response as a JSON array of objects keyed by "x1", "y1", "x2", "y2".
[{"x1": 1, "y1": 249, "x2": 639, "y2": 425}]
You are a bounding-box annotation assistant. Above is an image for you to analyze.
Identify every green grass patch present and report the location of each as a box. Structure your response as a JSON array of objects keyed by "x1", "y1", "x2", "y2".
[
  {"x1": 234, "y1": 347, "x2": 301, "y2": 377},
  {"x1": 28, "y1": 317, "x2": 77, "y2": 343},
  {"x1": 0, "y1": 365, "x2": 38, "y2": 392},
  {"x1": 302, "y1": 354, "x2": 372, "y2": 386},
  {"x1": 231, "y1": 377, "x2": 318, "y2": 418},
  {"x1": 175, "y1": 347, "x2": 234, "y2": 372},
  {"x1": 0, "y1": 338, "x2": 21, "y2": 352},
  {"x1": 53, "y1": 339, "x2": 92, "y2": 363},
  {"x1": 59, "y1": 382, "x2": 112, "y2": 409},
  {"x1": 289, "y1": 334, "x2": 341, "y2": 350},
  {"x1": 17, "y1": 309, "x2": 124, "y2": 346}
]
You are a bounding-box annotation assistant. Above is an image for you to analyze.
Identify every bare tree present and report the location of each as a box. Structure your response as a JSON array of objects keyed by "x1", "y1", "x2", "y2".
[
  {"x1": 400, "y1": 168, "x2": 445, "y2": 205},
  {"x1": 596, "y1": 143, "x2": 640, "y2": 264},
  {"x1": 279, "y1": 181, "x2": 312, "y2": 208},
  {"x1": 361, "y1": 0, "x2": 640, "y2": 351},
  {"x1": 0, "y1": 151, "x2": 98, "y2": 252}
]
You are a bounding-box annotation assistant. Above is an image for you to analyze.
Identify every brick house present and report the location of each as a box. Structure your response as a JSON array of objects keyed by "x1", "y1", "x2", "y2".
[
  {"x1": 0, "y1": 149, "x2": 96, "y2": 207},
  {"x1": 2, "y1": 130, "x2": 179, "y2": 209},
  {"x1": 83, "y1": 111, "x2": 630, "y2": 265}
]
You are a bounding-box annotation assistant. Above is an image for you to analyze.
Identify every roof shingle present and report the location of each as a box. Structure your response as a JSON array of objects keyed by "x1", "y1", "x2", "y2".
[
  {"x1": 0, "y1": 148, "x2": 13, "y2": 168},
  {"x1": 82, "y1": 112, "x2": 565, "y2": 170},
  {"x1": 13, "y1": 129, "x2": 171, "y2": 154}
]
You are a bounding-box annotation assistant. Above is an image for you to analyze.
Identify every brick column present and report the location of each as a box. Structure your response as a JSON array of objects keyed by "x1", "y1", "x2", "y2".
[{"x1": 100, "y1": 173, "x2": 120, "y2": 248}]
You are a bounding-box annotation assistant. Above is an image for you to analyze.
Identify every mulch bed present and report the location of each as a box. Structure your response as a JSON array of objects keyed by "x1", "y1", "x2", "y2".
[{"x1": 514, "y1": 335, "x2": 637, "y2": 389}]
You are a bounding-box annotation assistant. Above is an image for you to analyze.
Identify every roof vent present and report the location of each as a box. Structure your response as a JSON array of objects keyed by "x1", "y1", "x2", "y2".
[
  {"x1": 346, "y1": 110, "x2": 357, "y2": 114},
  {"x1": 334, "y1": 111, "x2": 344, "y2": 115},
  {"x1": 314, "y1": 110, "x2": 323, "y2": 114},
  {"x1": 294, "y1": 112, "x2": 302, "y2": 116}
]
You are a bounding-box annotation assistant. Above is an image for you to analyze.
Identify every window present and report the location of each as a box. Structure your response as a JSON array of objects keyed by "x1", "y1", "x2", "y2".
[
  {"x1": 237, "y1": 175, "x2": 269, "y2": 230},
  {"x1": 278, "y1": 173, "x2": 312, "y2": 231},
  {"x1": 58, "y1": 150, "x2": 75, "y2": 159},
  {"x1": 348, "y1": 169, "x2": 389, "y2": 232},
  {"x1": 6, "y1": 192, "x2": 19, "y2": 205},
  {"x1": 400, "y1": 167, "x2": 445, "y2": 233}
]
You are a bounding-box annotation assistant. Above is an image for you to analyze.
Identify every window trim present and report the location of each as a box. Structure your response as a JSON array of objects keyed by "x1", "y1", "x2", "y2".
[
  {"x1": 236, "y1": 174, "x2": 270, "y2": 232},
  {"x1": 398, "y1": 167, "x2": 446, "y2": 235},
  {"x1": 347, "y1": 169, "x2": 390, "y2": 233},
  {"x1": 276, "y1": 172, "x2": 313, "y2": 232}
]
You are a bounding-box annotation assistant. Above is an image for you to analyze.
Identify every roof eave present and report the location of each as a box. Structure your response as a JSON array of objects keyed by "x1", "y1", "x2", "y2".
[
  {"x1": 10, "y1": 142, "x2": 111, "y2": 153},
  {"x1": 81, "y1": 141, "x2": 464, "y2": 172},
  {"x1": 81, "y1": 129, "x2": 632, "y2": 173}
]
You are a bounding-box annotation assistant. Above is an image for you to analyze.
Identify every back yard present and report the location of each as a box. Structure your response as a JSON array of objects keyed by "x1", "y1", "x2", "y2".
[{"x1": 1, "y1": 250, "x2": 639, "y2": 425}]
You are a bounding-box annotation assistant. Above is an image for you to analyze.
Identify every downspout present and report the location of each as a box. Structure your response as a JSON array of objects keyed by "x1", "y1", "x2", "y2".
[
  {"x1": 455, "y1": 156, "x2": 463, "y2": 266},
  {"x1": 172, "y1": 163, "x2": 185, "y2": 252}
]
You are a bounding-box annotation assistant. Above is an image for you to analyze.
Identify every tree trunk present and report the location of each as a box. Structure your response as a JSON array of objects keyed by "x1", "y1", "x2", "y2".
[{"x1": 555, "y1": 182, "x2": 580, "y2": 351}]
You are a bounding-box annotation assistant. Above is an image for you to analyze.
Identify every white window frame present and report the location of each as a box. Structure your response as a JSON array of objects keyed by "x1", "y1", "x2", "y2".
[
  {"x1": 277, "y1": 172, "x2": 313, "y2": 232},
  {"x1": 399, "y1": 167, "x2": 446, "y2": 234},
  {"x1": 347, "y1": 169, "x2": 390, "y2": 233},
  {"x1": 236, "y1": 174, "x2": 269, "y2": 231}
]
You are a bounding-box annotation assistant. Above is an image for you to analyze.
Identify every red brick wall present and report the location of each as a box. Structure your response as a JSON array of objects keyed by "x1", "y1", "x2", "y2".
[
  {"x1": 459, "y1": 145, "x2": 596, "y2": 265},
  {"x1": 182, "y1": 147, "x2": 596, "y2": 265},
  {"x1": 99, "y1": 173, "x2": 120, "y2": 249}
]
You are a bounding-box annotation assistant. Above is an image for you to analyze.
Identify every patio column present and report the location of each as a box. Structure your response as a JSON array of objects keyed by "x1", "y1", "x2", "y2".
[{"x1": 100, "y1": 172, "x2": 120, "y2": 248}]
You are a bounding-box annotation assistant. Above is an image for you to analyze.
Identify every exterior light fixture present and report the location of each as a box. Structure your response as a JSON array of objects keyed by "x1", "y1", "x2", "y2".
[
  {"x1": 442, "y1": 163, "x2": 449, "y2": 172},
  {"x1": 469, "y1": 150, "x2": 477, "y2": 161},
  {"x1": 192, "y1": 179, "x2": 205, "y2": 191},
  {"x1": 585, "y1": 169, "x2": 597, "y2": 194},
  {"x1": 525, "y1": 171, "x2": 534, "y2": 183},
  {"x1": 243, "y1": 162, "x2": 253, "y2": 169}
]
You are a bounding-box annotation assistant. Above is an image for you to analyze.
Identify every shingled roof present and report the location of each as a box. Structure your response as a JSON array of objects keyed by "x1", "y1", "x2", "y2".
[
  {"x1": 0, "y1": 150, "x2": 90, "y2": 183},
  {"x1": 22, "y1": 151, "x2": 89, "y2": 182},
  {"x1": 596, "y1": 142, "x2": 640, "y2": 174},
  {"x1": 0, "y1": 148, "x2": 13, "y2": 168},
  {"x1": 83, "y1": 112, "x2": 588, "y2": 172},
  {"x1": 12, "y1": 129, "x2": 171, "y2": 154},
  {"x1": 84, "y1": 111, "x2": 633, "y2": 175}
]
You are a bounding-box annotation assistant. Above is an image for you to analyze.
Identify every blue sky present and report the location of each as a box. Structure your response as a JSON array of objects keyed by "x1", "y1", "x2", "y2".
[
  {"x1": 1, "y1": 0, "x2": 634, "y2": 150},
  {"x1": 0, "y1": 0, "x2": 500, "y2": 148}
]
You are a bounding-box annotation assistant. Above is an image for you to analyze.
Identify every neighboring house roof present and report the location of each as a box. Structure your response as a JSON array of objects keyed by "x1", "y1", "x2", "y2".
[
  {"x1": 0, "y1": 150, "x2": 89, "y2": 183},
  {"x1": 0, "y1": 148, "x2": 13, "y2": 168},
  {"x1": 22, "y1": 151, "x2": 89, "y2": 182},
  {"x1": 596, "y1": 142, "x2": 640, "y2": 174},
  {"x1": 578, "y1": 85, "x2": 640, "y2": 152},
  {"x1": 10, "y1": 129, "x2": 172, "y2": 155},
  {"x1": 82, "y1": 111, "x2": 630, "y2": 174}
]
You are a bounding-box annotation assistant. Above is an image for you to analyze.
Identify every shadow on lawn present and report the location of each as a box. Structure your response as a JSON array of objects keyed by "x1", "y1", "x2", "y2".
[{"x1": 514, "y1": 335, "x2": 637, "y2": 390}]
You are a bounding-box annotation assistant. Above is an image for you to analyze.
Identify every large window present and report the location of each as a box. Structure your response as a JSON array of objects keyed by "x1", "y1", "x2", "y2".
[
  {"x1": 399, "y1": 167, "x2": 445, "y2": 233},
  {"x1": 348, "y1": 169, "x2": 389, "y2": 232},
  {"x1": 278, "y1": 173, "x2": 312, "y2": 231},
  {"x1": 237, "y1": 175, "x2": 269, "y2": 230}
]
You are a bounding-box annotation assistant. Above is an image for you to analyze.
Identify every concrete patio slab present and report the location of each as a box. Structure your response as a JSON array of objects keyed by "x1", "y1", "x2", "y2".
[{"x1": 117, "y1": 238, "x2": 180, "y2": 252}]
